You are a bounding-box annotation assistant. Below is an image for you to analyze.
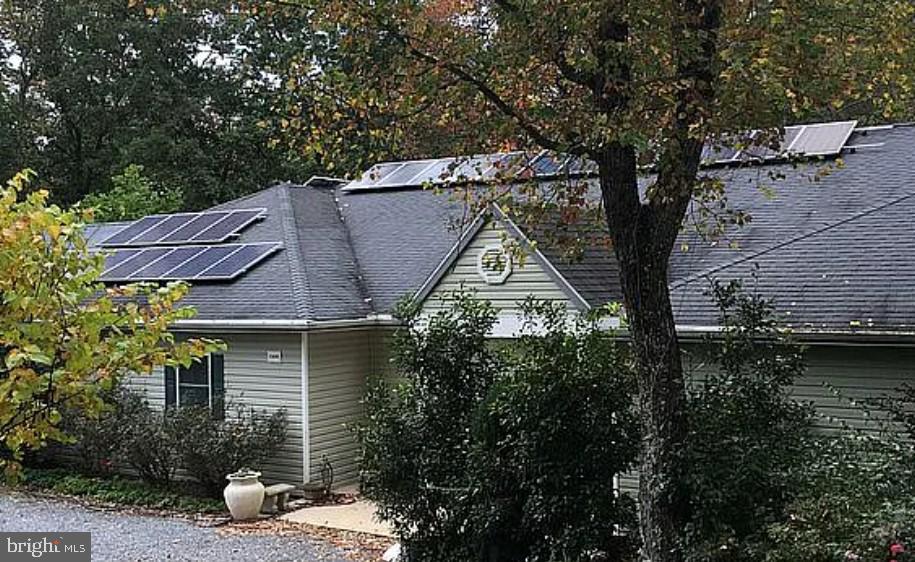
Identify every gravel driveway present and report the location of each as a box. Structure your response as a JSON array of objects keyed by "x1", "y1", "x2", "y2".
[{"x1": 0, "y1": 493, "x2": 358, "y2": 561}]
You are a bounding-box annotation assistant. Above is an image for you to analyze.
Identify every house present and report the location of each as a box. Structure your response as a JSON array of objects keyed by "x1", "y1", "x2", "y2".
[{"x1": 87, "y1": 120, "x2": 915, "y2": 489}]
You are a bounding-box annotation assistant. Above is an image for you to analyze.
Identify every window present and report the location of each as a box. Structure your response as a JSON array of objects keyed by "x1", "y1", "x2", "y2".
[{"x1": 164, "y1": 354, "x2": 224, "y2": 416}]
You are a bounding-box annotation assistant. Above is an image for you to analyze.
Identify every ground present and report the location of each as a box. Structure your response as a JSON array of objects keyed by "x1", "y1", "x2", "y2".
[{"x1": 0, "y1": 492, "x2": 385, "y2": 561}]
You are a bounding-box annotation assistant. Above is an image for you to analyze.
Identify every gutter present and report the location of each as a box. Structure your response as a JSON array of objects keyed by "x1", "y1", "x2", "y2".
[
  {"x1": 170, "y1": 313, "x2": 915, "y2": 346},
  {"x1": 171, "y1": 314, "x2": 399, "y2": 332},
  {"x1": 675, "y1": 324, "x2": 915, "y2": 346}
]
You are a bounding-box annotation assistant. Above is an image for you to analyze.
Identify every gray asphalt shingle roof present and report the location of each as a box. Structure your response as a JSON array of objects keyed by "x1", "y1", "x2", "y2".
[{"x1": 89, "y1": 123, "x2": 915, "y2": 333}]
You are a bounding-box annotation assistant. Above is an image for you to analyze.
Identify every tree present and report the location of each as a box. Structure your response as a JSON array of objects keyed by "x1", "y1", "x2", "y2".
[
  {"x1": 0, "y1": 170, "x2": 221, "y2": 478},
  {"x1": 83, "y1": 164, "x2": 182, "y2": 221},
  {"x1": 0, "y1": 0, "x2": 312, "y2": 208},
  {"x1": 285, "y1": 2, "x2": 915, "y2": 558},
  {"x1": 81, "y1": 165, "x2": 182, "y2": 222}
]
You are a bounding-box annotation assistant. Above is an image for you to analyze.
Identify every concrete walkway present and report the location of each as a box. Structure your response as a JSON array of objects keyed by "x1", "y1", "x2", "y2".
[{"x1": 282, "y1": 500, "x2": 395, "y2": 538}]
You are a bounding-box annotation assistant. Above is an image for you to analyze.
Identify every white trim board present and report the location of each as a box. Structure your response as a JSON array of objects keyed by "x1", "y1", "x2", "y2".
[
  {"x1": 418, "y1": 310, "x2": 621, "y2": 338},
  {"x1": 300, "y1": 331, "x2": 311, "y2": 484}
]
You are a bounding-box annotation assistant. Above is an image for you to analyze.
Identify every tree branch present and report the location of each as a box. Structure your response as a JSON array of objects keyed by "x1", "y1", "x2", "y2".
[
  {"x1": 395, "y1": 33, "x2": 587, "y2": 156},
  {"x1": 651, "y1": 0, "x2": 723, "y2": 250}
]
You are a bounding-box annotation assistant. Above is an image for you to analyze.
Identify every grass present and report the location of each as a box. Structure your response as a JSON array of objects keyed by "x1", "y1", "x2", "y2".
[{"x1": 21, "y1": 468, "x2": 226, "y2": 514}]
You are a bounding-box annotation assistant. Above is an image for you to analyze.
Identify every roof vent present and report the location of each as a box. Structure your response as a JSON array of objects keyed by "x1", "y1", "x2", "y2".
[{"x1": 477, "y1": 244, "x2": 513, "y2": 285}]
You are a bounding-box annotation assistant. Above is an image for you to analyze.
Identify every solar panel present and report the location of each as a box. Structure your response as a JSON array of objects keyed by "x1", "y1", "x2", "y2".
[
  {"x1": 451, "y1": 154, "x2": 504, "y2": 181},
  {"x1": 529, "y1": 152, "x2": 570, "y2": 176},
  {"x1": 191, "y1": 210, "x2": 264, "y2": 243},
  {"x1": 102, "y1": 248, "x2": 144, "y2": 271},
  {"x1": 483, "y1": 152, "x2": 527, "y2": 179},
  {"x1": 100, "y1": 215, "x2": 168, "y2": 246},
  {"x1": 346, "y1": 162, "x2": 406, "y2": 189},
  {"x1": 130, "y1": 213, "x2": 197, "y2": 244},
  {"x1": 780, "y1": 126, "x2": 804, "y2": 153},
  {"x1": 197, "y1": 243, "x2": 279, "y2": 279},
  {"x1": 786, "y1": 120, "x2": 858, "y2": 156},
  {"x1": 102, "y1": 247, "x2": 173, "y2": 280},
  {"x1": 166, "y1": 246, "x2": 241, "y2": 278},
  {"x1": 160, "y1": 212, "x2": 230, "y2": 243},
  {"x1": 375, "y1": 161, "x2": 436, "y2": 187},
  {"x1": 702, "y1": 121, "x2": 858, "y2": 165},
  {"x1": 565, "y1": 155, "x2": 598, "y2": 175},
  {"x1": 340, "y1": 120, "x2": 860, "y2": 190},
  {"x1": 415, "y1": 158, "x2": 458, "y2": 185},
  {"x1": 130, "y1": 246, "x2": 207, "y2": 278},
  {"x1": 98, "y1": 243, "x2": 282, "y2": 282},
  {"x1": 99, "y1": 209, "x2": 266, "y2": 247}
]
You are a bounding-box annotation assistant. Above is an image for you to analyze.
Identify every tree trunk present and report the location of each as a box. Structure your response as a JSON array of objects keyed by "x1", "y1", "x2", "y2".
[
  {"x1": 598, "y1": 146, "x2": 691, "y2": 562},
  {"x1": 619, "y1": 244, "x2": 690, "y2": 562}
]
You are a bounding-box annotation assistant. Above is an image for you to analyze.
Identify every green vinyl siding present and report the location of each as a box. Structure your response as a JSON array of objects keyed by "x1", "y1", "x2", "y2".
[
  {"x1": 619, "y1": 343, "x2": 915, "y2": 498},
  {"x1": 423, "y1": 220, "x2": 571, "y2": 315},
  {"x1": 793, "y1": 345, "x2": 915, "y2": 432},
  {"x1": 307, "y1": 329, "x2": 376, "y2": 487}
]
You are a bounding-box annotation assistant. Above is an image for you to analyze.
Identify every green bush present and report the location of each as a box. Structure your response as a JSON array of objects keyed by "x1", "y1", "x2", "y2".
[
  {"x1": 765, "y1": 431, "x2": 915, "y2": 561},
  {"x1": 762, "y1": 380, "x2": 915, "y2": 561},
  {"x1": 57, "y1": 388, "x2": 287, "y2": 498},
  {"x1": 122, "y1": 404, "x2": 184, "y2": 486},
  {"x1": 60, "y1": 388, "x2": 150, "y2": 476},
  {"x1": 473, "y1": 300, "x2": 640, "y2": 561},
  {"x1": 358, "y1": 294, "x2": 640, "y2": 562},
  {"x1": 172, "y1": 404, "x2": 288, "y2": 497},
  {"x1": 683, "y1": 281, "x2": 816, "y2": 560}
]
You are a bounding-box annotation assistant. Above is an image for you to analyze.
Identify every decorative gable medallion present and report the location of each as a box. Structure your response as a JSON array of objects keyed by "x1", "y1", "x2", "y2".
[{"x1": 477, "y1": 244, "x2": 513, "y2": 285}]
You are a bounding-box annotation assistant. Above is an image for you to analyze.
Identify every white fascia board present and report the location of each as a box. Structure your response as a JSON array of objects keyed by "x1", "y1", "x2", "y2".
[{"x1": 418, "y1": 310, "x2": 621, "y2": 338}]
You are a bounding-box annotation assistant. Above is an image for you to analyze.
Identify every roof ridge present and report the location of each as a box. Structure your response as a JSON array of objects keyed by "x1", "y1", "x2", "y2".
[
  {"x1": 276, "y1": 185, "x2": 313, "y2": 319},
  {"x1": 332, "y1": 190, "x2": 376, "y2": 314},
  {"x1": 209, "y1": 182, "x2": 295, "y2": 211},
  {"x1": 671, "y1": 188, "x2": 915, "y2": 290}
]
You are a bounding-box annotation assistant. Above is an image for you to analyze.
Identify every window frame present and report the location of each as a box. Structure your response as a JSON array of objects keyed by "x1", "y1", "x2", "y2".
[
  {"x1": 165, "y1": 353, "x2": 224, "y2": 417},
  {"x1": 177, "y1": 354, "x2": 214, "y2": 409}
]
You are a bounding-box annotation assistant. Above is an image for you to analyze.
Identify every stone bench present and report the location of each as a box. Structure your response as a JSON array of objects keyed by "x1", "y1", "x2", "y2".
[{"x1": 261, "y1": 483, "x2": 297, "y2": 514}]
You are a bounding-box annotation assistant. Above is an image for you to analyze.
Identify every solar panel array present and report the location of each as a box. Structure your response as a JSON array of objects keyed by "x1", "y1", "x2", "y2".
[
  {"x1": 100, "y1": 208, "x2": 266, "y2": 247},
  {"x1": 343, "y1": 151, "x2": 600, "y2": 192},
  {"x1": 96, "y1": 206, "x2": 282, "y2": 283},
  {"x1": 344, "y1": 120, "x2": 859, "y2": 191},
  {"x1": 701, "y1": 120, "x2": 857, "y2": 165},
  {"x1": 99, "y1": 243, "x2": 281, "y2": 282}
]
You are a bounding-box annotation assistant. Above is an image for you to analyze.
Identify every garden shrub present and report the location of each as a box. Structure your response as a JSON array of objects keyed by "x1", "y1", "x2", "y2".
[
  {"x1": 41, "y1": 387, "x2": 288, "y2": 499},
  {"x1": 60, "y1": 388, "x2": 150, "y2": 476},
  {"x1": 358, "y1": 294, "x2": 640, "y2": 562},
  {"x1": 763, "y1": 382, "x2": 915, "y2": 561},
  {"x1": 472, "y1": 300, "x2": 640, "y2": 561},
  {"x1": 765, "y1": 430, "x2": 915, "y2": 562},
  {"x1": 121, "y1": 401, "x2": 184, "y2": 486},
  {"x1": 172, "y1": 403, "x2": 287, "y2": 497},
  {"x1": 683, "y1": 281, "x2": 816, "y2": 560},
  {"x1": 359, "y1": 294, "x2": 504, "y2": 561}
]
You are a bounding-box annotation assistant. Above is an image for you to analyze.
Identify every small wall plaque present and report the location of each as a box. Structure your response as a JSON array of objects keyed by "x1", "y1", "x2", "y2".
[{"x1": 266, "y1": 350, "x2": 283, "y2": 363}]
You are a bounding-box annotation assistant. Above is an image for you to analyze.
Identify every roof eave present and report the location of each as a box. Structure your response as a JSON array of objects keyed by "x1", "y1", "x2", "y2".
[
  {"x1": 170, "y1": 314, "x2": 399, "y2": 332},
  {"x1": 675, "y1": 324, "x2": 915, "y2": 345}
]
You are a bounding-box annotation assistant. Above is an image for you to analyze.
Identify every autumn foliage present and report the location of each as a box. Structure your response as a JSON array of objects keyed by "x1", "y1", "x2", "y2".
[{"x1": 0, "y1": 170, "x2": 220, "y2": 478}]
